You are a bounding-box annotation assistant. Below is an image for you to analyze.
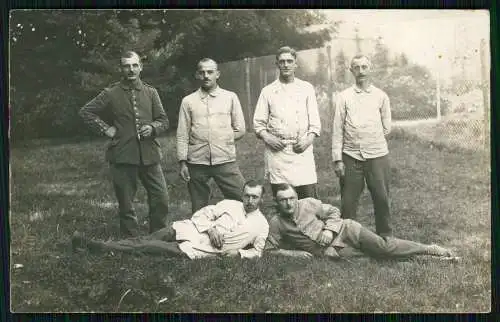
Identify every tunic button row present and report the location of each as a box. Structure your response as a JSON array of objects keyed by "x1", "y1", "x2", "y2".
[{"x1": 131, "y1": 91, "x2": 140, "y2": 136}]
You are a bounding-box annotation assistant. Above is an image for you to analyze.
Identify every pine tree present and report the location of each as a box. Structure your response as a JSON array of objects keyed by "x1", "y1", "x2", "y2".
[{"x1": 372, "y1": 36, "x2": 390, "y2": 75}]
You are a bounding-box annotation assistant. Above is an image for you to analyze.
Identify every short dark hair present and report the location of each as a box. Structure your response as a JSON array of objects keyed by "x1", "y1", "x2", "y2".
[
  {"x1": 243, "y1": 179, "x2": 265, "y2": 196},
  {"x1": 120, "y1": 51, "x2": 141, "y2": 62},
  {"x1": 276, "y1": 46, "x2": 297, "y2": 60},
  {"x1": 197, "y1": 57, "x2": 218, "y2": 70},
  {"x1": 350, "y1": 54, "x2": 371, "y2": 68},
  {"x1": 273, "y1": 183, "x2": 295, "y2": 196}
]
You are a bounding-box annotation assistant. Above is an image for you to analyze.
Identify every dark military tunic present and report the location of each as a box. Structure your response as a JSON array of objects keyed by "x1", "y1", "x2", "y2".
[{"x1": 80, "y1": 79, "x2": 169, "y2": 165}]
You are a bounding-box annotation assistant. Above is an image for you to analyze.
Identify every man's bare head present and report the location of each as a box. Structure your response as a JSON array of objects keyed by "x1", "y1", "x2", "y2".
[
  {"x1": 196, "y1": 58, "x2": 220, "y2": 91},
  {"x1": 119, "y1": 51, "x2": 142, "y2": 81}
]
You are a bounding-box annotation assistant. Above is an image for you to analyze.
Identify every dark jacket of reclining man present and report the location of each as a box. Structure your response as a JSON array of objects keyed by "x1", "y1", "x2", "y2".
[{"x1": 265, "y1": 183, "x2": 455, "y2": 260}]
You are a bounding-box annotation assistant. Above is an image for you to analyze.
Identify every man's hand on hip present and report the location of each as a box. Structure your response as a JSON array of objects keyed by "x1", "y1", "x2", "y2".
[
  {"x1": 207, "y1": 226, "x2": 225, "y2": 249},
  {"x1": 105, "y1": 126, "x2": 117, "y2": 138},
  {"x1": 334, "y1": 161, "x2": 345, "y2": 177}
]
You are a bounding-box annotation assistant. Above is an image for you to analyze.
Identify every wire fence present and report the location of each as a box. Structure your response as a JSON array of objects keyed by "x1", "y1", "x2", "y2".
[{"x1": 218, "y1": 37, "x2": 490, "y2": 152}]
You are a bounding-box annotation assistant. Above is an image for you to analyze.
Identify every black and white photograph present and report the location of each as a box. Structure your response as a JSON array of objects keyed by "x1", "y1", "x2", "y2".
[{"x1": 8, "y1": 9, "x2": 490, "y2": 312}]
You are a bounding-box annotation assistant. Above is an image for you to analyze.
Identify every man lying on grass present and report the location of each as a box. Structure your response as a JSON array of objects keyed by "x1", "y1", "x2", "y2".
[
  {"x1": 72, "y1": 180, "x2": 269, "y2": 259},
  {"x1": 265, "y1": 183, "x2": 457, "y2": 261}
]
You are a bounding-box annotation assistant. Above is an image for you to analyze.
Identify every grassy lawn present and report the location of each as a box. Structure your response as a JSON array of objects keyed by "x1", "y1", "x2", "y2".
[{"x1": 9, "y1": 127, "x2": 490, "y2": 312}]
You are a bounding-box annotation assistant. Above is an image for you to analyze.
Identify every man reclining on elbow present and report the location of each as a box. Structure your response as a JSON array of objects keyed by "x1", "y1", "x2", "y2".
[
  {"x1": 72, "y1": 180, "x2": 269, "y2": 260},
  {"x1": 264, "y1": 183, "x2": 457, "y2": 261}
]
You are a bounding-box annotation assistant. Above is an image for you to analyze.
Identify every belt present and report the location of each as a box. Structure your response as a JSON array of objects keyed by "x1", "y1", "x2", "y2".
[{"x1": 281, "y1": 139, "x2": 297, "y2": 145}]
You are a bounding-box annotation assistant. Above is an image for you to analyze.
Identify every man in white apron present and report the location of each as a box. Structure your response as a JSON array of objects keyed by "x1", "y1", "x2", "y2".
[{"x1": 253, "y1": 46, "x2": 321, "y2": 199}]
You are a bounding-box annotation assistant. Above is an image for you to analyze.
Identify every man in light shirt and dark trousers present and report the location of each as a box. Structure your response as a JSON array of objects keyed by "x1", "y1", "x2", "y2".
[
  {"x1": 332, "y1": 54, "x2": 393, "y2": 237},
  {"x1": 72, "y1": 180, "x2": 269, "y2": 259},
  {"x1": 177, "y1": 58, "x2": 246, "y2": 213},
  {"x1": 253, "y1": 46, "x2": 321, "y2": 199}
]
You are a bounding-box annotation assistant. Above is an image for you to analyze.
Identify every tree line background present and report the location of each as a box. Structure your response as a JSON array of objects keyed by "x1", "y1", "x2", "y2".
[
  {"x1": 294, "y1": 41, "x2": 446, "y2": 123},
  {"x1": 9, "y1": 10, "x2": 333, "y2": 141},
  {"x1": 11, "y1": 9, "x2": 462, "y2": 142}
]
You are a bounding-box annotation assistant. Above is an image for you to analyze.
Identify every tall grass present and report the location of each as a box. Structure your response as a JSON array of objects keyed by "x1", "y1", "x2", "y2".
[{"x1": 9, "y1": 129, "x2": 490, "y2": 312}]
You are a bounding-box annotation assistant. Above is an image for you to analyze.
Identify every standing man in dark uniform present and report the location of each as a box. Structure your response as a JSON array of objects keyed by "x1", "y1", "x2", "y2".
[{"x1": 80, "y1": 51, "x2": 170, "y2": 237}]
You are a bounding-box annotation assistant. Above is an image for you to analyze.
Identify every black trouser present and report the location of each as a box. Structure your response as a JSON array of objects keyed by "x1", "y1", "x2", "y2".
[
  {"x1": 88, "y1": 225, "x2": 187, "y2": 257},
  {"x1": 110, "y1": 163, "x2": 169, "y2": 238},
  {"x1": 187, "y1": 162, "x2": 245, "y2": 213},
  {"x1": 271, "y1": 183, "x2": 317, "y2": 199},
  {"x1": 339, "y1": 153, "x2": 391, "y2": 236}
]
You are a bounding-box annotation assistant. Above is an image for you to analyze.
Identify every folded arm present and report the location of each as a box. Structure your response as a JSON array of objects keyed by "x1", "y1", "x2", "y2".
[
  {"x1": 238, "y1": 223, "x2": 269, "y2": 259},
  {"x1": 315, "y1": 203, "x2": 343, "y2": 246},
  {"x1": 317, "y1": 203, "x2": 343, "y2": 234},
  {"x1": 189, "y1": 205, "x2": 223, "y2": 233}
]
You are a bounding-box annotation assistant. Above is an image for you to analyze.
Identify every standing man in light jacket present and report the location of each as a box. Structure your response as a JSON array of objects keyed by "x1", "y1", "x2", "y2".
[
  {"x1": 79, "y1": 51, "x2": 169, "y2": 238},
  {"x1": 253, "y1": 46, "x2": 321, "y2": 199},
  {"x1": 177, "y1": 58, "x2": 246, "y2": 213},
  {"x1": 332, "y1": 54, "x2": 392, "y2": 237}
]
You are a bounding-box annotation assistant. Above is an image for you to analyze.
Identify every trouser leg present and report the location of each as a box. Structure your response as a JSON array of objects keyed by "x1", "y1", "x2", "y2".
[
  {"x1": 294, "y1": 184, "x2": 318, "y2": 199},
  {"x1": 270, "y1": 184, "x2": 279, "y2": 198},
  {"x1": 110, "y1": 163, "x2": 139, "y2": 238},
  {"x1": 187, "y1": 164, "x2": 212, "y2": 213},
  {"x1": 144, "y1": 224, "x2": 176, "y2": 242},
  {"x1": 270, "y1": 183, "x2": 317, "y2": 199},
  {"x1": 340, "y1": 154, "x2": 366, "y2": 220},
  {"x1": 357, "y1": 226, "x2": 429, "y2": 259},
  {"x1": 96, "y1": 238, "x2": 186, "y2": 257},
  {"x1": 212, "y1": 162, "x2": 245, "y2": 201},
  {"x1": 138, "y1": 163, "x2": 169, "y2": 233},
  {"x1": 336, "y1": 246, "x2": 366, "y2": 258},
  {"x1": 333, "y1": 219, "x2": 366, "y2": 258},
  {"x1": 365, "y1": 155, "x2": 392, "y2": 236}
]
